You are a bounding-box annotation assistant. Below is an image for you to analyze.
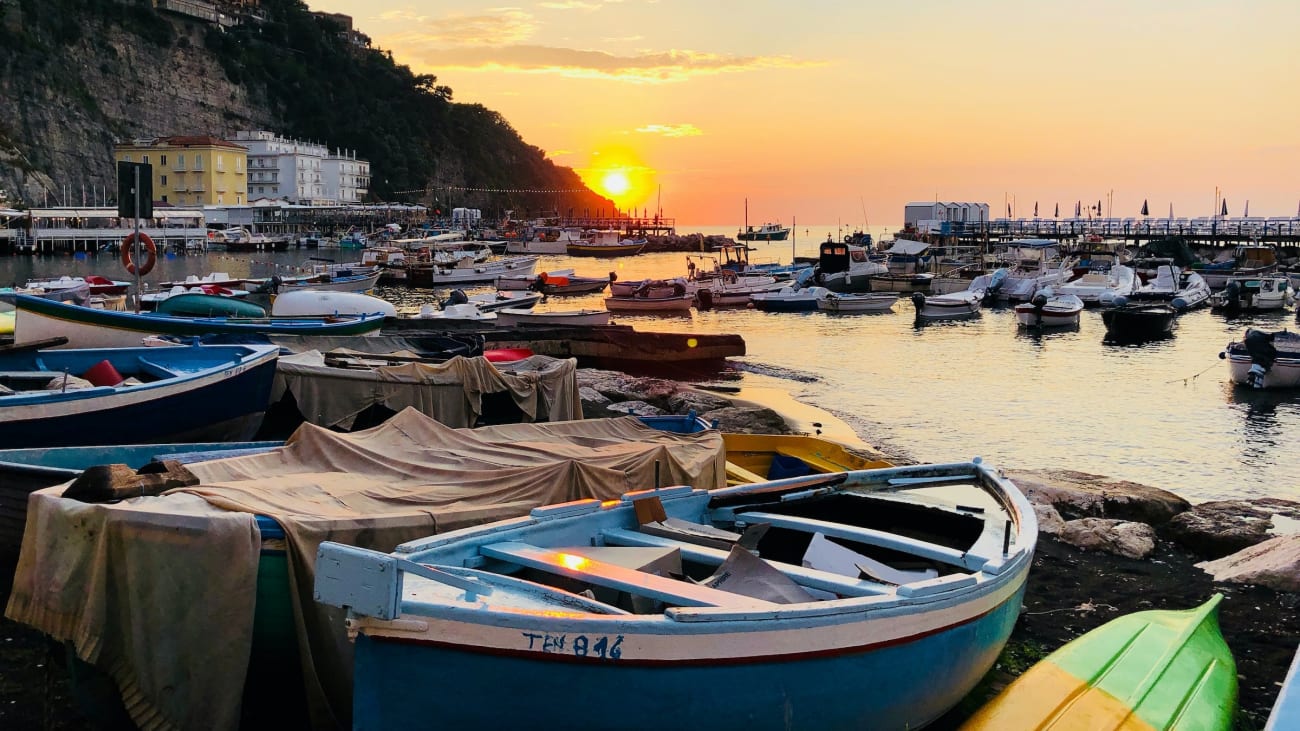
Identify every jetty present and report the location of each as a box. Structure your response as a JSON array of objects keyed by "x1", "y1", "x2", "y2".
[{"x1": 923, "y1": 217, "x2": 1300, "y2": 249}]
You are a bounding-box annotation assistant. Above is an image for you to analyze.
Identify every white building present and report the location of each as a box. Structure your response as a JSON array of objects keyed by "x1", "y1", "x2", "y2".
[
  {"x1": 904, "y1": 201, "x2": 990, "y2": 233},
  {"x1": 229, "y1": 130, "x2": 368, "y2": 206}
]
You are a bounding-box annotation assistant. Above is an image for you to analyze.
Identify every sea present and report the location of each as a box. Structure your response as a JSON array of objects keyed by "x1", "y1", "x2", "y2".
[{"x1": 3, "y1": 222, "x2": 1297, "y2": 503}]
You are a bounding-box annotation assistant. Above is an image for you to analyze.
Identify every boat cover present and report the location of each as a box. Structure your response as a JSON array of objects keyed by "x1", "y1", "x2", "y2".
[
  {"x1": 5, "y1": 409, "x2": 725, "y2": 731},
  {"x1": 273, "y1": 352, "x2": 581, "y2": 430},
  {"x1": 885, "y1": 239, "x2": 929, "y2": 255}
]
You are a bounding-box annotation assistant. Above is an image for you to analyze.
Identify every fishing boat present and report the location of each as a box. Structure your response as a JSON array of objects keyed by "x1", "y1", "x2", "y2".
[
  {"x1": 604, "y1": 292, "x2": 694, "y2": 313},
  {"x1": 408, "y1": 255, "x2": 539, "y2": 287},
  {"x1": 156, "y1": 292, "x2": 267, "y2": 318},
  {"x1": 26, "y1": 275, "x2": 131, "y2": 296},
  {"x1": 816, "y1": 291, "x2": 899, "y2": 314},
  {"x1": 314, "y1": 459, "x2": 1038, "y2": 731},
  {"x1": 269, "y1": 290, "x2": 397, "y2": 318},
  {"x1": 0, "y1": 343, "x2": 279, "y2": 449},
  {"x1": 911, "y1": 289, "x2": 984, "y2": 322},
  {"x1": 498, "y1": 269, "x2": 575, "y2": 291},
  {"x1": 750, "y1": 285, "x2": 831, "y2": 313},
  {"x1": 1193, "y1": 244, "x2": 1278, "y2": 289},
  {"x1": 566, "y1": 230, "x2": 647, "y2": 258},
  {"x1": 736, "y1": 222, "x2": 791, "y2": 242},
  {"x1": 812, "y1": 240, "x2": 888, "y2": 293},
  {"x1": 273, "y1": 265, "x2": 383, "y2": 294},
  {"x1": 1220, "y1": 328, "x2": 1300, "y2": 389},
  {"x1": 531, "y1": 271, "x2": 612, "y2": 295},
  {"x1": 1129, "y1": 265, "x2": 1212, "y2": 312},
  {"x1": 960, "y1": 595, "x2": 1235, "y2": 731},
  {"x1": 1101, "y1": 303, "x2": 1177, "y2": 341},
  {"x1": 1209, "y1": 275, "x2": 1291, "y2": 314},
  {"x1": 12, "y1": 294, "x2": 386, "y2": 349},
  {"x1": 495, "y1": 308, "x2": 612, "y2": 327},
  {"x1": 1268, "y1": 644, "x2": 1300, "y2": 731},
  {"x1": 1013, "y1": 289, "x2": 1084, "y2": 328},
  {"x1": 720, "y1": 432, "x2": 892, "y2": 485},
  {"x1": 1055, "y1": 264, "x2": 1137, "y2": 306}
]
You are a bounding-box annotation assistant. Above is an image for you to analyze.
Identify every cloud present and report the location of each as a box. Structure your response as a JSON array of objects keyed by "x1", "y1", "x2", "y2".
[
  {"x1": 537, "y1": 1, "x2": 601, "y2": 9},
  {"x1": 382, "y1": 8, "x2": 539, "y2": 48},
  {"x1": 384, "y1": 42, "x2": 824, "y2": 82},
  {"x1": 635, "y1": 124, "x2": 702, "y2": 138}
]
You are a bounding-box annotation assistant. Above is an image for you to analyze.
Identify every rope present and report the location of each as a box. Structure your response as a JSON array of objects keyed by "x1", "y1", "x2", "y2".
[{"x1": 1166, "y1": 361, "x2": 1218, "y2": 385}]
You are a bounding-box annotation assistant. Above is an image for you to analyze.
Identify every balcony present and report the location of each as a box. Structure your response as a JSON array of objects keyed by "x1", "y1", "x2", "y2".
[{"x1": 173, "y1": 182, "x2": 189, "y2": 192}]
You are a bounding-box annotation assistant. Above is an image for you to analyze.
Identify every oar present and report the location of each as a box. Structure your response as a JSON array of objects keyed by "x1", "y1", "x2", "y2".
[{"x1": 0, "y1": 336, "x2": 69, "y2": 354}]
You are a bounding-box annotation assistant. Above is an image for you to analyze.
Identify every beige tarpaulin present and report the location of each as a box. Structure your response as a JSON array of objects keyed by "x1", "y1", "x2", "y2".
[
  {"x1": 272, "y1": 352, "x2": 582, "y2": 430},
  {"x1": 6, "y1": 409, "x2": 725, "y2": 731}
]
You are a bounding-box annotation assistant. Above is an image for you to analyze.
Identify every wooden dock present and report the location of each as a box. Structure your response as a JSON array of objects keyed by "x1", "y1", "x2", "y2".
[{"x1": 923, "y1": 218, "x2": 1300, "y2": 249}]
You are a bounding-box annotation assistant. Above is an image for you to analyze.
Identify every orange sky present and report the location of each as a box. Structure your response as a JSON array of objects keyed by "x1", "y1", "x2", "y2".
[{"x1": 309, "y1": 1, "x2": 1300, "y2": 226}]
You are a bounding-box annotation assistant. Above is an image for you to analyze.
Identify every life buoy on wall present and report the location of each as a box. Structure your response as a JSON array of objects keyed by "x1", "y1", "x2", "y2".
[{"x1": 121, "y1": 232, "x2": 157, "y2": 276}]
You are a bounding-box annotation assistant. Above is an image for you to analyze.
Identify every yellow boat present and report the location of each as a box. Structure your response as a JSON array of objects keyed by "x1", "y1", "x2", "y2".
[{"x1": 722, "y1": 432, "x2": 893, "y2": 485}]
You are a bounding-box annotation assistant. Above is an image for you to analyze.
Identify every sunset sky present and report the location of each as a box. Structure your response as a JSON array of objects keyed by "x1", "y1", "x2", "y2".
[{"x1": 308, "y1": 0, "x2": 1300, "y2": 226}]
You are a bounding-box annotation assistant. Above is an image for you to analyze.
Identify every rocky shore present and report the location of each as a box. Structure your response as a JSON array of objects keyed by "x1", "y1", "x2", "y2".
[{"x1": 2, "y1": 369, "x2": 1296, "y2": 729}]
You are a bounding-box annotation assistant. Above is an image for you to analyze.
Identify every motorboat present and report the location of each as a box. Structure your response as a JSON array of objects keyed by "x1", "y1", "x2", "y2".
[
  {"x1": 750, "y1": 286, "x2": 831, "y2": 313},
  {"x1": 911, "y1": 289, "x2": 983, "y2": 322},
  {"x1": 26, "y1": 275, "x2": 130, "y2": 296},
  {"x1": 272, "y1": 264, "x2": 383, "y2": 294},
  {"x1": 1013, "y1": 289, "x2": 1084, "y2": 328},
  {"x1": 407, "y1": 255, "x2": 540, "y2": 287},
  {"x1": 736, "y1": 221, "x2": 790, "y2": 241},
  {"x1": 313, "y1": 460, "x2": 1038, "y2": 730},
  {"x1": 415, "y1": 302, "x2": 496, "y2": 322},
  {"x1": 812, "y1": 240, "x2": 888, "y2": 293},
  {"x1": 1056, "y1": 264, "x2": 1137, "y2": 306},
  {"x1": 1101, "y1": 303, "x2": 1177, "y2": 341},
  {"x1": 694, "y1": 278, "x2": 788, "y2": 309},
  {"x1": 566, "y1": 230, "x2": 646, "y2": 257},
  {"x1": 1129, "y1": 265, "x2": 1212, "y2": 311},
  {"x1": 609, "y1": 278, "x2": 692, "y2": 299},
  {"x1": 531, "y1": 271, "x2": 611, "y2": 295},
  {"x1": 1209, "y1": 276, "x2": 1292, "y2": 314},
  {"x1": 1193, "y1": 244, "x2": 1279, "y2": 289},
  {"x1": 464, "y1": 290, "x2": 543, "y2": 313},
  {"x1": 1220, "y1": 328, "x2": 1300, "y2": 389},
  {"x1": 604, "y1": 292, "x2": 694, "y2": 313},
  {"x1": 816, "y1": 291, "x2": 899, "y2": 314},
  {"x1": 498, "y1": 269, "x2": 575, "y2": 291},
  {"x1": 270, "y1": 291, "x2": 397, "y2": 318},
  {"x1": 980, "y1": 240, "x2": 1075, "y2": 302},
  {"x1": 495, "y1": 308, "x2": 612, "y2": 327}
]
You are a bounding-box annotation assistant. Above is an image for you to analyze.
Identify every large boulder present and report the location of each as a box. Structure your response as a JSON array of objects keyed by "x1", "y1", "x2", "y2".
[
  {"x1": 1196, "y1": 535, "x2": 1300, "y2": 592},
  {"x1": 578, "y1": 386, "x2": 615, "y2": 419},
  {"x1": 1058, "y1": 518, "x2": 1157, "y2": 560},
  {"x1": 579, "y1": 371, "x2": 679, "y2": 406},
  {"x1": 700, "y1": 406, "x2": 792, "y2": 435},
  {"x1": 666, "y1": 390, "x2": 733, "y2": 416},
  {"x1": 605, "y1": 400, "x2": 665, "y2": 417},
  {"x1": 1162, "y1": 498, "x2": 1300, "y2": 559},
  {"x1": 1034, "y1": 503, "x2": 1066, "y2": 536},
  {"x1": 1005, "y1": 469, "x2": 1190, "y2": 526}
]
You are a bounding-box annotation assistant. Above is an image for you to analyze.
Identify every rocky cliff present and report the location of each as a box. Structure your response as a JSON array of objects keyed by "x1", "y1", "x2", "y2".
[{"x1": 0, "y1": 0, "x2": 611, "y2": 214}]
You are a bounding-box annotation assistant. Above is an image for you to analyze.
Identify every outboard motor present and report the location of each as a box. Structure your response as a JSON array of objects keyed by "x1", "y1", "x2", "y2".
[
  {"x1": 910, "y1": 291, "x2": 927, "y2": 315},
  {"x1": 441, "y1": 288, "x2": 470, "y2": 310},
  {"x1": 1222, "y1": 280, "x2": 1242, "y2": 314},
  {"x1": 695, "y1": 288, "x2": 714, "y2": 310},
  {"x1": 1031, "y1": 293, "x2": 1048, "y2": 310},
  {"x1": 1243, "y1": 328, "x2": 1278, "y2": 389}
]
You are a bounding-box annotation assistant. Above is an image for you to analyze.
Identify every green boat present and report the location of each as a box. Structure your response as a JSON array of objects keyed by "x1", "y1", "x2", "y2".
[
  {"x1": 155, "y1": 292, "x2": 267, "y2": 318},
  {"x1": 961, "y1": 594, "x2": 1236, "y2": 730}
]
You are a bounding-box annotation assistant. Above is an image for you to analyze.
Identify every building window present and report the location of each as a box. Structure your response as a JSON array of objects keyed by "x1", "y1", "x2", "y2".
[
  {"x1": 176, "y1": 153, "x2": 184, "y2": 169},
  {"x1": 142, "y1": 154, "x2": 150, "y2": 164},
  {"x1": 218, "y1": 195, "x2": 224, "y2": 204},
  {"x1": 236, "y1": 194, "x2": 242, "y2": 204},
  {"x1": 160, "y1": 154, "x2": 167, "y2": 166},
  {"x1": 194, "y1": 155, "x2": 203, "y2": 170},
  {"x1": 162, "y1": 195, "x2": 168, "y2": 203},
  {"x1": 235, "y1": 158, "x2": 242, "y2": 172},
  {"x1": 217, "y1": 154, "x2": 225, "y2": 172},
  {"x1": 161, "y1": 175, "x2": 168, "y2": 186}
]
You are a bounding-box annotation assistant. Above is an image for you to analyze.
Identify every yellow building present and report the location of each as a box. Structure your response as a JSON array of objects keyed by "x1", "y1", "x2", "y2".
[{"x1": 113, "y1": 136, "x2": 248, "y2": 207}]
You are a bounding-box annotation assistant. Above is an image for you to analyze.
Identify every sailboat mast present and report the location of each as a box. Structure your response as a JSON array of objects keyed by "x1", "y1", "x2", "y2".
[{"x1": 792, "y1": 215, "x2": 796, "y2": 264}]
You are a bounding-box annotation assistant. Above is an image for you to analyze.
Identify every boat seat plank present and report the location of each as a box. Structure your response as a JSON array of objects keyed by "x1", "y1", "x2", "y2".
[
  {"x1": 0, "y1": 371, "x2": 64, "y2": 382},
  {"x1": 135, "y1": 357, "x2": 181, "y2": 379},
  {"x1": 775, "y1": 449, "x2": 843, "y2": 474},
  {"x1": 737, "y1": 511, "x2": 980, "y2": 569},
  {"x1": 480, "y1": 541, "x2": 777, "y2": 609},
  {"x1": 600, "y1": 528, "x2": 892, "y2": 597},
  {"x1": 725, "y1": 461, "x2": 768, "y2": 485}
]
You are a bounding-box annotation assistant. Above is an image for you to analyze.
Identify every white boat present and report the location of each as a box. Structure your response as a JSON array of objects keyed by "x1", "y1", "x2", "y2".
[
  {"x1": 495, "y1": 308, "x2": 611, "y2": 327},
  {"x1": 609, "y1": 278, "x2": 691, "y2": 299},
  {"x1": 415, "y1": 302, "x2": 497, "y2": 321},
  {"x1": 604, "y1": 293, "x2": 694, "y2": 313},
  {"x1": 736, "y1": 221, "x2": 791, "y2": 241},
  {"x1": 911, "y1": 289, "x2": 983, "y2": 321},
  {"x1": 270, "y1": 290, "x2": 397, "y2": 318},
  {"x1": 413, "y1": 256, "x2": 539, "y2": 287},
  {"x1": 750, "y1": 286, "x2": 831, "y2": 312},
  {"x1": 505, "y1": 228, "x2": 578, "y2": 255},
  {"x1": 1210, "y1": 275, "x2": 1292, "y2": 313},
  {"x1": 497, "y1": 269, "x2": 574, "y2": 291},
  {"x1": 26, "y1": 275, "x2": 130, "y2": 296},
  {"x1": 466, "y1": 291, "x2": 543, "y2": 313},
  {"x1": 695, "y1": 278, "x2": 787, "y2": 309},
  {"x1": 1013, "y1": 289, "x2": 1084, "y2": 328},
  {"x1": 1196, "y1": 244, "x2": 1279, "y2": 289},
  {"x1": 274, "y1": 265, "x2": 383, "y2": 294},
  {"x1": 980, "y1": 240, "x2": 1075, "y2": 302},
  {"x1": 816, "y1": 292, "x2": 899, "y2": 313},
  {"x1": 1129, "y1": 265, "x2": 1212, "y2": 311},
  {"x1": 1057, "y1": 265, "x2": 1137, "y2": 305},
  {"x1": 813, "y1": 240, "x2": 888, "y2": 293},
  {"x1": 1221, "y1": 329, "x2": 1300, "y2": 388}
]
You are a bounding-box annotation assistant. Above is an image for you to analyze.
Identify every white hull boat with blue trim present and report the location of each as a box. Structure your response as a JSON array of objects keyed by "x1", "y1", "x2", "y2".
[
  {"x1": 911, "y1": 289, "x2": 984, "y2": 321},
  {"x1": 316, "y1": 460, "x2": 1037, "y2": 731}
]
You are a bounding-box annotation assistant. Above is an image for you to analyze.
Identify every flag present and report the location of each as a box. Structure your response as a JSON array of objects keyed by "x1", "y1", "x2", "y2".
[
  {"x1": 1221, "y1": 198, "x2": 1228, "y2": 216},
  {"x1": 1141, "y1": 199, "x2": 1148, "y2": 216}
]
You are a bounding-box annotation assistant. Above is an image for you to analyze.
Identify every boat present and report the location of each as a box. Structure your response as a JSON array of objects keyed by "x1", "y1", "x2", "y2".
[
  {"x1": 867, "y1": 272, "x2": 935, "y2": 293},
  {"x1": 531, "y1": 271, "x2": 611, "y2": 295},
  {"x1": 495, "y1": 308, "x2": 612, "y2": 327},
  {"x1": 812, "y1": 239, "x2": 888, "y2": 293},
  {"x1": 156, "y1": 292, "x2": 268, "y2": 319},
  {"x1": 313, "y1": 458, "x2": 1038, "y2": 731},
  {"x1": 566, "y1": 230, "x2": 647, "y2": 258},
  {"x1": 505, "y1": 227, "x2": 578, "y2": 255},
  {"x1": 911, "y1": 288, "x2": 984, "y2": 322},
  {"x1": 960, "y1": 595, "x2": 1235, "y2": 731},
  {"x1": 26, "y1": 275, "x2": 131, "y2": 296},
  {"x1": 1055, "y1": 264, "x2": 1137, "y2": 305},
  {"x1": 1209, "y1": 275, "x2": 1292, "y2": 314},
  {"x1": 604, "y1": 292, "x2": 694, "y2": 313},
  {"x1": 1129, "y1": 265, "x2": 1212, "y2": 311},
  {"x1": 1192, "y1": 244, "x2": 1279, "y2": 289},
  {"x1": 980, "y1": 240, "x2": 1076, "y2": 302},
  {"x1": 1101, "y1": 303, "x2": 1177, "y2": 341},
  {"x1": 273, "y1": 265, "x2": 383, "y2": 294},
  {"x1": 1013, "y1": 289, "x2": 1085, "y2": 328},
  {"x1": 695, "y1": 279, "x2": 788, "y2": 309},
  {"x1": 0, "y1": 343, "x2": 279, "y2": 449},
  {"x1": 407, "y1": 255, "x2": 539, "y2": 287},
  {"x1": 414, "y1": 302, "x2": 497, "y2": 322},
  {"x1": 1267, "y1": 644, "x2": 1300, "y2": 731},
  {"x1": 498, "y1": 269, "x2": 575, "y2": 291},
  {"x1": 736, "y1": 222, "x2": 791, "y2": 242},
  {"x1": 720, "y1": 432, "x2": 892, "y2": 485},
  {"x1": 610, "y1": 277, "x2": 693, "y2": 298},
  {"x1": 12, "y1": 294, "x2": 387, "y2": 349},
  {"x1": 141, "y1": 284, "x2": 252, "y2": 308},
  {"x1": 157, "y1": 272, "x2": 266, "y2": 291},
  {"x1": 463, "y1": 290, "x2": 543, "y2": 313},
  {"x1": 816, "y1": 291, "x2": 899, "y2": 314},
  {"x1": 269, "y1": 290, "x2": 397, "y2": 318},
  {"x1": 1220, "y1": 328, "x2": 1300, "y2": 389},
  {"x1": 751, "y1": 285, "x2": 831, "y2": 313}
]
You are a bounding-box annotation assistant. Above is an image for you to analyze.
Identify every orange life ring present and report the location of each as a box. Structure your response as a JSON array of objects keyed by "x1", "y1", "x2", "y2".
[{"x1": 121, "y1": 232, "x2": 157, "y2": 276}]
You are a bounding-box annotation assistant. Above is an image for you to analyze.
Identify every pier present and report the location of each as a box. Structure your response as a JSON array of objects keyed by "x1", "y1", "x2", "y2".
[{"x1": 921, "y1": 217, "x2": 1300, "y2": 248}]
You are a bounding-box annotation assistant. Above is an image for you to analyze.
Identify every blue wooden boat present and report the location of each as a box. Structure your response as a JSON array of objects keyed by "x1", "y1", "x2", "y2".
[
  {"x1": 11, "y1": 293, "x2": 386, "y2": 349},
  {"x1": 0, "y1": 343, "x2": 279, "y2": 449},
  {"x1": 316, "y1": 459, "x2": 1037, "y2": 730},
  {"x1": 1268, "y1": 644, "x2": 1300, "y2": 731}
]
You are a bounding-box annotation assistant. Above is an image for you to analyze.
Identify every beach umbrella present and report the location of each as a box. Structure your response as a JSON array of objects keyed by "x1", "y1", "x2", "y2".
[
  {"x1": 1007, "y1": 202, "x2": 1012, "y2": 217},
  {"x1": 1244, "y1": 200, "x2": 1249, "y2": 217},
  {"x1": 1075, "y1": 201, "x2": 1081, "y2": 216},
  {"x1": 1054, "y1": 203, "x2": 1059, "y2": 218},
  {"x1": 1097, "y1": 199, "x2": 1103, "y2": 216},
  {"x1": 1221, "y1": 198, "x2": 1229, "y2": 216},
  {"x1": 1033, "y1": 202, "x2": 1038, "y2": 217},
  {"x1": 1169, "y1": 203, "x2": 1174, "y2": 219},
  {"x1": 1141, "y1": 199, "x2": 1149, "y2": 216}
]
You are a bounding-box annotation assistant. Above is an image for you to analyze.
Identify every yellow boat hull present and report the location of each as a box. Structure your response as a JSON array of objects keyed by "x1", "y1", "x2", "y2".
[{"x1": 722, "y1": 433, "x2": 892, "y2": 484}]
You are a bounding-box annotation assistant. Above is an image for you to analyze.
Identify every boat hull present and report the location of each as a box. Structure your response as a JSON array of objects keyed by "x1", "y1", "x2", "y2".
[
  {"x1": 1102, "y1": 306, "x2": 1176, "y2": 341},
  {"x1": 817, "y1": 294, "x2": 898, "y2": 313},
  {"x1": 506, "y1": 239, "x2": 568, "y2": 255},
  {"x1": 912, "y1": 293, "x2": 982, "y2": 321},
  {"x1": 566, "y1": 243, "x2": 646, "y2": 258},
  {"x1": 495, "y1": 309, "x2": 611, "y2": 327},
  {"x1": 604, "y1": 295, "x2": 693, "y2": 313},
  {"x1": 1013, "y1": 303, "x2": 1083, "y2": 328},
  {"x1": 278, "y1": 269, "x2": 382, "y2": 294},
  {"x1": 352, "y1": 583, "x2": 1025, "y2": 731},
  {"x1": 1226, "y1": 354, "x2": 1300, "y2": 388}
]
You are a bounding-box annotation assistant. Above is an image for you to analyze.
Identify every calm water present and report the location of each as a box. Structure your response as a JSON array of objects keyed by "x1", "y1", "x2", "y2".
[{"x1": 5, "y1": 224, "x2": 1298, "y2": 502}]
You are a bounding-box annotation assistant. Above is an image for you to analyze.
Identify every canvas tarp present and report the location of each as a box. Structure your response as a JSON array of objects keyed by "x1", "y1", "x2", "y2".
[
  {"x1": 272, "y1": 352, "x2": 582, "y2": 430},
  {"x1": 5, "y1": 409, "x2": 725, "y2": 731}
]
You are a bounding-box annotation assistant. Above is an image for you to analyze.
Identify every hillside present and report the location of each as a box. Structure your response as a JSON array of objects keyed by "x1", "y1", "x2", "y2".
[{"x1": 0, "y1": 0, "x2": 613, "y2": 215}]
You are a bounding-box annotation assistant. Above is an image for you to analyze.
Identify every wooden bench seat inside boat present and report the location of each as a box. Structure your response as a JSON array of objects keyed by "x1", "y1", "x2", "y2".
[
  {"x1": 736, "y1": 511, "x2": 985, "y2": 570},
  {"x1": 480, "y1": 541, "x2": 778, "y2": 609}
]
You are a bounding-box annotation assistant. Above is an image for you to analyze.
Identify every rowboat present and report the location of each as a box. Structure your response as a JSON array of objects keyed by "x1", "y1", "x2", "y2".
[
  {"x1": 408, "y1": 255, "x2": 539, "y2": 286},
  {"x1": 155, "y1": 292, "x2": 267, "y2": 318},
  {"x1": 604, "y1": 293, "x2": 694, "y2": 313},
  {"x1": 26, "y1": 275, "x2": 131, "y2": 296},
  {"x1": 1101, "y1": 303, "x2": 1177, "y2": 342},
  {"x1": 269, "y1": 290, "x2": 397, "y2": 318},
  {"x1": 1013, "y1": 290, "x2": 1084, "y2": 328},
  {"x1": 960, "y1": 595, "x2": 1236, "y2": 730},
  {"x1": 721, "y1": 431, "x2": 892, "y2": 485},
  {"x1": 12, "y1": 293, "x2": 386, "y2": 348},
  {"x1": 274, "y1": 266, "x2": 383, "y2": 294},
  {"x1": 315, "y1": 459, "x2": 1037, "y2": 730},
  {"x1": 0, "y1": 343, "x2": 279, "y2": 449},
  {"x1": 495, "y1": 308, "x2": 612, "y2": 327},
  {"x1": 532, "y1": 271, "x2": 611, "y2": 295},
  {"x1": 911, "y1": 289, "x2": 984, "y2": 322},
  {"x1": 816, "y1": 291, "x2": 899, "y2": 314},
  {"x1": 1267, "y1": 644, "x2": 1300, "y2": 730}
]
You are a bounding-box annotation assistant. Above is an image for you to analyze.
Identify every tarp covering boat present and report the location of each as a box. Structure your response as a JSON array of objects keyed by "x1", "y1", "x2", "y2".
[
  {"x1": 5, "y1": 409, "x2": 726, "y2": 731},
  {"x1": 272, "y1": 352, "x2": 582, "y2": 430}
]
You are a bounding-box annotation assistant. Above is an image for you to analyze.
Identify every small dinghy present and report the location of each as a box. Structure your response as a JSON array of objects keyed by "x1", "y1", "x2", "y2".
[
  {"x1": 495, "y1": 308, "x2": 611, "y2": 327},
  {"x1": 911, "y1": 289, "x2": 983, "y2": 321},
  {"x1": 816, "y1": 291, "x2": 899, "y2": 313},
  {"x1": 1013, "y1": 288, "x2": 1084, "y2": 328},
  {"x1": 1102, "y1": 301, "x2": 1177, "y2": 341},
  {"x1": 270, "y1": 290, "x2": 397, "y2": 318},
  {"x1": 750, "y1": 286, "x2": 830, "y2": 312},
  {"x1": 604, "y1": 292, "x2": 694, "y2": 313}
]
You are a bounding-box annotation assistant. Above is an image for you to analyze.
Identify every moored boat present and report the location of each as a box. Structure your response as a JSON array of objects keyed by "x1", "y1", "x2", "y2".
[
  {"x1": 1268, "y1": 644, "x2": 1300, "y2": 730},
  {"x1": 1209, "y1": 275, "x2": 1291, "y2": 314},
  {"x1": 1013, "y1": 289, "x2": 1084, "y2": 328},
  {"x1": 736, "y1": 221, "x2": 790, "y2": 241},
  {"x1": 911, "y1": 289, "x2": 983, "y2": 322},
  {"x1": 495, "y1": 308, "x2": 612, "y2": 327},
  {"x1": 1130, "y1": 265, "x2": 1212, "y2": 312},
  {"x1": 0, "y1": 343, "x2": 279, "y2": 449},
  {"x1": 567, "y1": 230, "x2": 647, "y2": 257},
  {"x1": 532, "y1": 271, "x2": 611, "y2": 295},
  {"x1": 604, "y1": 292, "x2": 694, "y2": 313},
  {"x1": 1101, "y1": 302, "x2": 1177, "y2": 341},
  {"x1": 314, "y1": 459, "x2": 1038, "y2": 731},
  {"x1": 1220, "y1": 328, "x2": 1300, "y2": 389},
  {"x1": 750, "y1": 285, "x2": 830, "y2": 312},
  {"x1": 269, "y1": 290, "x2": 398, "y2": 318},
  {"x1": 816, "y1": 291, "x2": 899, "y2": 314},
  {"x1": 960, "y1": 595, "x2": 1235, "y2": 730},
  {"x1": 498, "y1": 269, "x2": 574, "y2": 291},
  {"x1": 408, "y1": 255, "x2": 539, "y2": 287},
  {"x1": 1056, "y1": 264, "x2": 1137, "y2": 306},
  {"x1": 26, "y1": 275, "x2": 131, "y2": 297},
  {"x1": 273, "y1": 266, "x2": 383, "y2": 294},
  {"x1": 155, "y1": 292, "x2": 267, "y2": 318}
]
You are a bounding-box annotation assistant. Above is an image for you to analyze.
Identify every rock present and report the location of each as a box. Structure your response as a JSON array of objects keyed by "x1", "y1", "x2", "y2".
[
  {"x1": 1162, "y1": 498, "x2": 1300, "y2": 559},
  {"x1": 1005, "y1": 469, "x2": 1190, "y2": 526},
  {"x1": 1058, "y1": 518, "x2": 1157, "y2": 559},
  {"x1": 1196, "y1": 535, "x2": 1300, "y2": 592},
  {"x1": 576, "y1": 369, "x2": 680, "y2": 406},
  {"x1": 605, "y1": 400, "x2": 665, "y2": 417},
  {"x1": 1034, "y1": 503, "x2": 1066, "y2": 536},
  {"x1": 666, "y1": 390, "x2": 733, "y2": 416},
  {"x1": 578, "y1": 386, "x2": 615, "y2": 419},
  {"x1": 700, "y1": 406, "x2": 791, "y2": 435}
]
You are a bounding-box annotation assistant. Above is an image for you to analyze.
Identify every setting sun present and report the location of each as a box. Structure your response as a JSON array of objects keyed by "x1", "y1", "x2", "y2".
[{"x1": 602, "y1": 170, "x2": 631, "y2": 197}]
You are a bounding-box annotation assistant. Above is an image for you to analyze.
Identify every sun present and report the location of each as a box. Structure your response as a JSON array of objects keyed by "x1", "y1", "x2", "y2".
[{"x1": 601, "y1": 170, "x2": 631, "y2": 197}]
